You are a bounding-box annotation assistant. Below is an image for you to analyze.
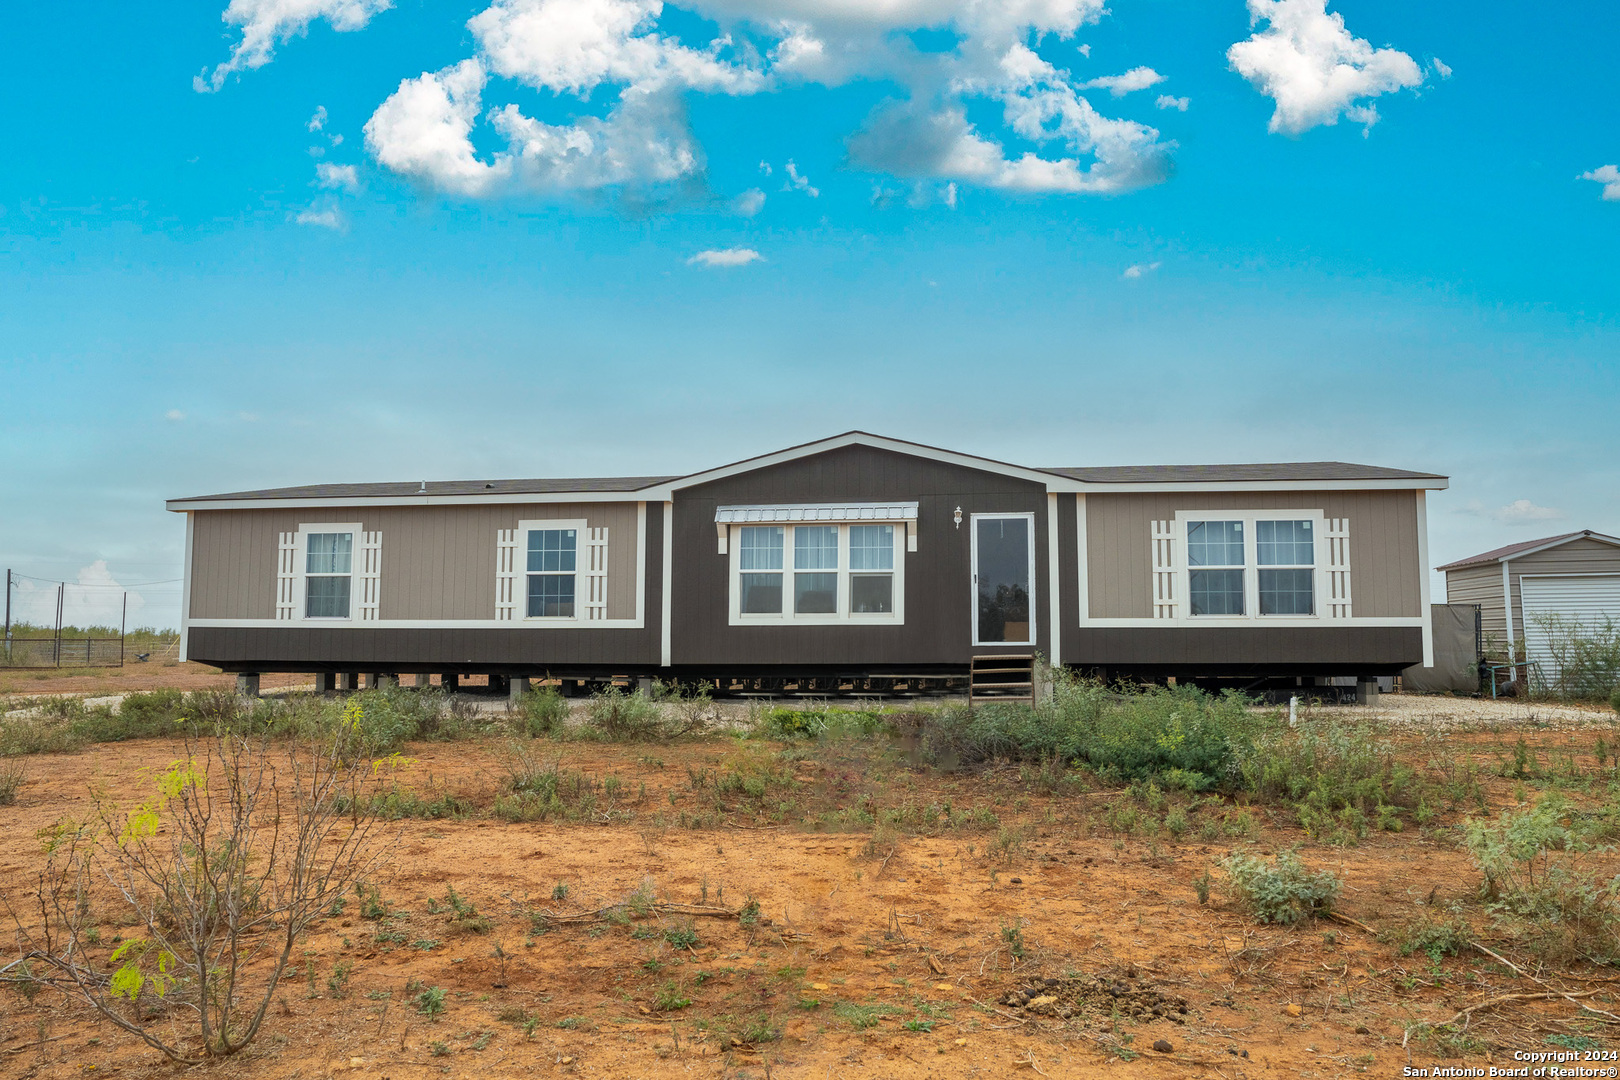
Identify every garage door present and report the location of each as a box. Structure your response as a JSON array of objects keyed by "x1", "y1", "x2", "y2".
[{"x1": 1522, "y1": 574, "x2": 1620, "y2": 695}]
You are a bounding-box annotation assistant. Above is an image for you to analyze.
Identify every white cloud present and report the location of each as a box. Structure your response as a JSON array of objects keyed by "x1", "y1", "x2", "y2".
[
  {"x1": 364, "y1": 60, "x2": 507, "y2": 197},
  {"x1": 197, "y1": 0, "x2": 393, "y2": 92},
  {"x1": 1493, "y1": 500, "x2": 1565, "y2": 524},
  {"x1": 1227, "y1": 0, "x2": 1425, "y2": 135},
  {"x1": 1155, "y1": 94, "x2": 1189, "y2": 111},
  {"x1": 308, "y1": 105, "x2": 329, "y2": 131},
  {"x1": 1121, "y1": 260, "x2": 1161, "y2": 278},
  {"x1": 1080, "y1": 66, "x2": 1165, "y2": 97},
  {"x1": 1579, "y1": 165, "x2": 1620, "y2": 201},
  {"x1": 783, "y1": 160, "x2": 818, "y2": 197},
  {"x1": 315, "y1": 161, "x2": 361, "y2": 191},
  {"x1": 295, "y1": 204, "x2": 345, "y2": 228},
  {"x1": 732, "y1": 187, "x2": 766, "y2": 215},
  {"x1": 686, "y1": 247, "x2": 761, "y2": 267},
  {"x1": 358, "y1": 0, "x2": 1172, "y2": 201},
  {"x1": 1431, "y1": 56, "x2": 1452, "y2": 79},
  {"x1": 164, "y1": 409, "x2": 186, "y2": 421},
  {"x1": 10, "y1": 562, "x2": 147, "y2": 629}
]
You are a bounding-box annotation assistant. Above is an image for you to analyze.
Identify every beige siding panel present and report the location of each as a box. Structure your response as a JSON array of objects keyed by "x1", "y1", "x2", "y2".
[
  {"x1": 1085, "y1": 490, "x2": 1422, "y2": 619},
  {"x1": 1444, "y1": 565, "x2": 1505, "y2": 637},
  {"x1": 1506, "y1": 538, "x2": 1620, "y2": 642},
  {"x1": 189, "y1": 503, "x2": 642, "y2": 621}
]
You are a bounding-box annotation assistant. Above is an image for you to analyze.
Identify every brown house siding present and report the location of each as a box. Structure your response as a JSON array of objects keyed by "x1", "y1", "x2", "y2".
[
  {"x1": 669, "y1": 445, "x2": 1049, "y2": 668},
  {"x1": 1067, "y1": 626, "x2": 1422, "y2": 671},
  {"x1": 1084, "y1": 490, "x2": 1422, "y2": 620},
  {"x1": 189, "y1": 502, "x2": 642, "y2": 621},
  {"x1": 187, "y1": 508, "x2": 664, "y2": 672}
]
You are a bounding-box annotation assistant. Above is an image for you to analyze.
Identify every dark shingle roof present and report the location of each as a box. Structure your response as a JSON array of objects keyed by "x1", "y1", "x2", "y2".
[
  {"x1": 179, "y1": 476, "x2": 681, "y2": 501},
  {"x1": 1039, "y1": 462, "x2": 1447, "y2": 484},
  {"x1": 1435, "y1": 531, "x2": 1616, "y2": 572}
]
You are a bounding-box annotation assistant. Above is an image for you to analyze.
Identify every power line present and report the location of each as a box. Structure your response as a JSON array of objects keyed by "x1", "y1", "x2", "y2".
[{"x1": 9, "y1": 573, "x2": 182, "y2": 588}]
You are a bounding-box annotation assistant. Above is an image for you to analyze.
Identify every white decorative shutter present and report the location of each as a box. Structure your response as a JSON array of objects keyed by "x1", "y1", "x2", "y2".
[
  {"x1": 496, "y1": 529, "x2": 520, "y2": 621},
  {"x1": 1151, "y1": 520, "x2": 1178, "y2": 619},
  {"x1": 584, "y1": 527, "x2": 609, "y2": 620},
  {"x1": 276, "y1": 533, "x2": 298, "y2": 620},
  {"x1": 1325, "y1": 518, "x2": 1352, "y2": 618},
  {"x1": 358, "y1": 531, "x2": 382, "y2": 621}
]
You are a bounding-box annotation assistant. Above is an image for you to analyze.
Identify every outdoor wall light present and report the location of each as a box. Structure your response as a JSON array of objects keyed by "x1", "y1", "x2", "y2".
[{"x1": 954, "y1": 507, "x2": 963, "y2": 529}]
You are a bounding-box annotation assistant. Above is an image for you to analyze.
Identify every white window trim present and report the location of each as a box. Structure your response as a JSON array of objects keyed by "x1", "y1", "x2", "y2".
[
  {"x1": 970, "y1": 511, "x2": 1038, "y2": 647},
  {"x1": 285, "y1": 522, "x2": 367, "y2": 624},
  {"x1": 515, "y1": 518, "x2": 590, "y2": 623},
  {"x1": 726, "y1": 522, "x2": 906, "y2": 626},
  {"x1": 1173, "y1": 509, "x2": 1327, "y2": 624}
]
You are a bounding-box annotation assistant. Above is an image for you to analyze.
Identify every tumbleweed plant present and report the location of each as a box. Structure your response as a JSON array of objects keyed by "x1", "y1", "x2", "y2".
[{"x1": 11, "y1": 715, "x2": 388, "y2": 1063}]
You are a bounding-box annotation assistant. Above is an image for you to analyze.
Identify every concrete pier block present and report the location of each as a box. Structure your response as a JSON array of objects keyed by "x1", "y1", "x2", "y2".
[
  {"x1": 314, "y1": 672, "x2": 337, "y2": 694},
  {"x1": 235, "y1": 673, "x2": 261, "y2": 699},
  {"x1": 510, "y1": 676, "x2": 530, "y2": 703}
]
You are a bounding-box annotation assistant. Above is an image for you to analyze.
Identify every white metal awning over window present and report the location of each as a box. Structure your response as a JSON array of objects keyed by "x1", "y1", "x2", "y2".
[
  {"x1": 714, "y1": 502, "x2": 920, "y2": 553},
  {"x1": 714, "y1": 502, "x2": 919, "y2": 524}
]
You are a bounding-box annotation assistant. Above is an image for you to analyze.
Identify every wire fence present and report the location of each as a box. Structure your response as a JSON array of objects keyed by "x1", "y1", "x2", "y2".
[{"x1": 1, "y1": 638, "x2": 127, "y2": 669}]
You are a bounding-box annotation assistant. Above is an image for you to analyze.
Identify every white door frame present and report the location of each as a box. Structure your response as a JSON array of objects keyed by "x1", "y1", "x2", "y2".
[{"x1": 970, "y1": 511, "x2": 1037, "y2": 647}]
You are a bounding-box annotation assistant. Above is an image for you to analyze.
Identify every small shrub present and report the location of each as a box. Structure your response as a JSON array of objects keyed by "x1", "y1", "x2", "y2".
[
  {"x1": 1193, "y1": 866, "x2": 1211, "y2": 905},
  {"x1": 664, "y1": 924, "x2": 700, "y2": 950},
  {"x1": 1385, "y1": 908, "x2": 1471, "y2": 962},
  {"x1": 0, "y1": 763, "x2": 24, "y2": 805},
  {"x1": 582, "y1": 688, "x2": 664, "y2": 741},
  {"x1": 833, "y1": 1003, "x2": 900, "y2": 1030},
  {"x1": 1220, "y1": 850, "x2": 1341, "y2": 925},
  {"x1": 653, "y1": 981, "x2": 691, "y2": 1011},
  {"x1": 519, "y1": 685, "x2": 569, "y2": 736},
  {"x1": 414, "y1": 985, "x2": 447, "y2": 1018}
]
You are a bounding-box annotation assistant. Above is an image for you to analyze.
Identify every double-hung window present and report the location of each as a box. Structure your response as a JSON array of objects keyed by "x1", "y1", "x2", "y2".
[
  {"x1": 739, "y1": 527, "x2": 785, "y2": 614},
  {"x1": 527, "y1": 528, "x2": 577, "y2": 618},
  {"x1": 1257, "y1": 520, "x2": 1314, "y2": 615},
  {"x1": 304, "y1": 532, "x2": 353, "y2": 618},
  {"x1": 848, "y1": 525, "x2": 895, "y2": 614},
  {"x1": 728, "y1": 517, "x2": 906, "y2": 624},
  {"x1": 1187, "y1": 521, "x2": 1245, "y2": 616}
]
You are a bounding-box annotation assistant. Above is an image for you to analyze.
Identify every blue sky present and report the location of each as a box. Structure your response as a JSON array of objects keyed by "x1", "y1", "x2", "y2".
[{"x1": 2, "y1": 0, "x2": 1616, "y2": 630}]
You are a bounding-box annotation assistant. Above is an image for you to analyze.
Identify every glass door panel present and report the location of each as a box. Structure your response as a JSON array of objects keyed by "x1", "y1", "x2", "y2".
[{"x1": 973, "y1": 515, "x2": 1033, "y2": 645}]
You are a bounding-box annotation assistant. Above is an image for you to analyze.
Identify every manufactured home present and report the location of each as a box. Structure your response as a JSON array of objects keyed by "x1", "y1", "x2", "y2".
[{"x1": 167, "y1": 433, "x2": 1447, "y2": 692}]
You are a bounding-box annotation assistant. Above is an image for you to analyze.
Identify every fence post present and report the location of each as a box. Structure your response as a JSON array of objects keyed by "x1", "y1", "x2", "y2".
[
  {"x1": 54, "y1": 582, "x2": 63, "y2": 668},
  {"x1": 120, "y1": 592, "x2": 127, "y2": 668}
]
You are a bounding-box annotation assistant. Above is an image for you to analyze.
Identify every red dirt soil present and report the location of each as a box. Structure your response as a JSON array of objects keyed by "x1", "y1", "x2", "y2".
[{"x1": 0, "y1": 726, "x2": 1614, "y2": 1078}]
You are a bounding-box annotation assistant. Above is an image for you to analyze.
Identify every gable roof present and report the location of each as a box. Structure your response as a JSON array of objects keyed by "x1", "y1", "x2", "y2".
[
  {"x1": 166, "y1": 431, "x2": 1447, "y2": 510},
  {"x1": 1437, "y1": 530, "x2": 1620, "y2": 572}
]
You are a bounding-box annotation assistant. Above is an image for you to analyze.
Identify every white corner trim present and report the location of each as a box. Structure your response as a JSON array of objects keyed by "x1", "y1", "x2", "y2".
[
  {"x1": 1503, "y1": 559, "x2": 1516, "y2": 650},
  {"x1": 661, "y1": 501, "x2": 674, "y2": 666},
  {"x1": 187, "y1": 618, "x2": 645, "y2": 630},
  {"x1": 1047, "y1": 494, "x2": 1061, "y2": 664},
  {"x1": 635, "y1": 502, "x2": 647, "y2": 624},
  {"x1": 1417, "y1": 491, "x2": 1433, "y2": 668},
  {"x1": 1074, "y1": 494, "x2": 1089, "y2": 627},
  {"x1": 1075, "y1": 616, "x2": 1427, "y2": 629},
  {"x1": 179, "y1": 511, "x2": 194, "y2": 663}
]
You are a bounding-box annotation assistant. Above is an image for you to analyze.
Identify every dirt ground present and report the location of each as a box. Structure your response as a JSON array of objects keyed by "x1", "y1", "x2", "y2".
[
  {"x1": 0, "y1": 663, "x2": 314, "y2": 698},
  {"x1": 2, "y1": 695, "x2": 1619, "y2": 1078}
]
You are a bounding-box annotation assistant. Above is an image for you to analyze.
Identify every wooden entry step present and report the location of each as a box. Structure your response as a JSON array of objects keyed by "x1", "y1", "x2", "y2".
[{"x1": 969, "y1": 654, "x2": 1036, "y2": 706}]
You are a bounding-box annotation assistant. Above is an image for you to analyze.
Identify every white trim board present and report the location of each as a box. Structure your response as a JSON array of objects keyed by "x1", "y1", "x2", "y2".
[
  {"x1": 660, "y1": 502, "x2": 673, "y2": 667},
  {"x1": 188, "y1": 618, "x2": 647, "y2": 630},
  {"x1": 1047, "y1": 494, "x2": 1061, "y2": 663},
  {"x1": 1074, "y1": 616, "x2": 1427, "y2": 629},
  {"x1": 179, "y1": 511, "x2": 194, "y2": 663},
  {"x1": 1417, "y1": 491, "x2": 1434, "y2": 667},
  {"x1": 1074, "y1": 494, "x2": 1089, "y2": 626}
]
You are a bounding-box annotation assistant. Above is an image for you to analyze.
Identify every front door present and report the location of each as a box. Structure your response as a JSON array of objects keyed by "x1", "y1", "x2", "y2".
[{"x1": 972, "y1": 513, "x2": 1035, "y2": 646}]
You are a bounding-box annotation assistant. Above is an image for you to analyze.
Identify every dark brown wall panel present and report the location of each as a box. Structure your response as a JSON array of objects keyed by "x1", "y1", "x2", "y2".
[
  {"x1": 1067, "y1": 626, "x2": 1422, "y2": 670},
  {"x1": 670, "y1": 445, "x2": 1049, "y2": 666}
]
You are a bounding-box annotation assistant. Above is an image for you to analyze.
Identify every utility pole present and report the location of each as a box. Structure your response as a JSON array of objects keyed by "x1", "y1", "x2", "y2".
[{"x1": 3, "y1": 569, "x2": 10, "y2": 658}]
